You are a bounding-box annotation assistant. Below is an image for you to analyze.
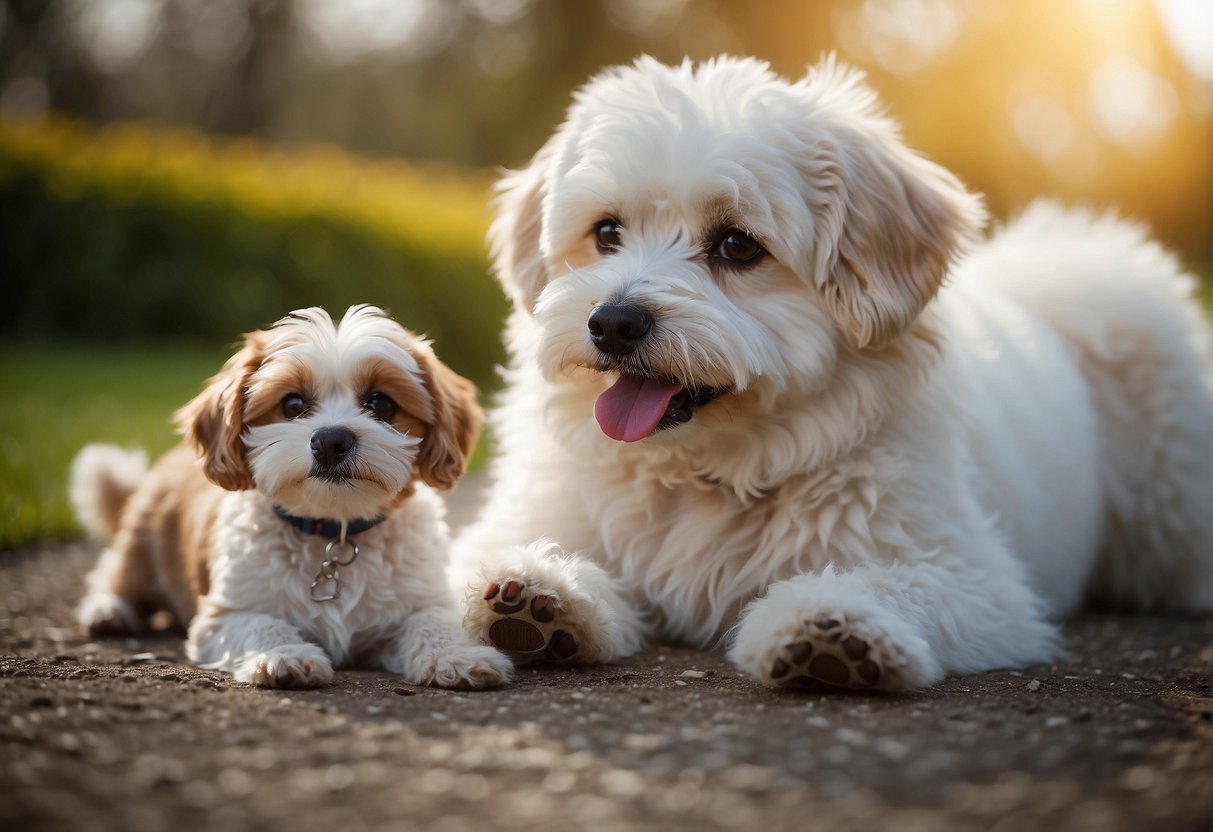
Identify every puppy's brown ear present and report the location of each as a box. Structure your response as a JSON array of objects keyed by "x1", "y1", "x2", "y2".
[
  {"x1": 487, "y1": 133, "x2": 562, "y2": 314},
  {"x1": 174, "y1": 331, "x2": 267, "y2": 491},
  {"x1": 802, "y1": 63, "x2": 985, "y2": 349},
  {"x1": 412, "y1": 347, "x2": 484, "y2": 491}
]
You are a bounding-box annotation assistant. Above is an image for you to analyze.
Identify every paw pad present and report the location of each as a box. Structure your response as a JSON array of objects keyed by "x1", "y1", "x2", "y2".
[
  {"x1": 486, "y1": 581, "x2": 527, "y2": 614},
  {"x1": 482, "y1": 581, "x2": 578, "y2": 662},
  {"x1": 488, "y1": 618, "x2": 545, "y2": 652},
  {"x1": 770, "y1": 618, "x2": 885, "y2": 690}
]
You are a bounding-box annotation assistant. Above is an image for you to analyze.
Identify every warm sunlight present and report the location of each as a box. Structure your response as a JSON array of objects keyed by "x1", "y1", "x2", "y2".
[
  {"x1": 2, "y1": 3, "x2": 1211, "y2": 830},
  {"x1": 1155, "y1": 0, "x2": 1213, "y2": 81}
]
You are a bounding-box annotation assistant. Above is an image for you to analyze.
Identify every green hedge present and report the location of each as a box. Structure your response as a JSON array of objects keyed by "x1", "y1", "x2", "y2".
[{"x1": 0, "y1": 116, "x2": 508, "y2": 390}]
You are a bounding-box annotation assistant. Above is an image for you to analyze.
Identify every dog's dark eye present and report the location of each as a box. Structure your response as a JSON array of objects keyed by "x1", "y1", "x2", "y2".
[
  {"x1": 714, "y1": 229, "x2": 765, "y2": 265},
  {"x1": 364, "y1": 392, "x2": 398, "y2": 422},
  {"x1": 281, "y1": 394, "x2": 308, "y2": 419},
  {"x1": 594, "y1": 219, "x2": 623, "y2": 254}
]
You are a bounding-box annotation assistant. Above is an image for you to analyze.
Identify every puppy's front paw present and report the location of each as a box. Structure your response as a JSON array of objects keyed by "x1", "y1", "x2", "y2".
[
  {"x1": 237, "y1": 644, "x2": 334, "y2": 689},
  {"x1": 77, "y1": 591, "x2": 141, "y2": 636},
  {"x1": 404, "y1": 643, "x2": 513, "y2": 690},
  {"x1": 730, "y1": 592, "x2": 940, "y2": 692}
]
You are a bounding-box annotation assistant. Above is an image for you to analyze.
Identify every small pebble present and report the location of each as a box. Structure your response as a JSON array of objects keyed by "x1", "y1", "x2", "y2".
[{"x1": 679, "y1": 670, "x2": 707, "y2": 679}]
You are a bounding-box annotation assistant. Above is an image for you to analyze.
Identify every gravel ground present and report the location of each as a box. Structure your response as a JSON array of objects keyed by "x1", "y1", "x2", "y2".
[{"x1": 1, "y1": 482, "x2": 1210, "y2": 832}]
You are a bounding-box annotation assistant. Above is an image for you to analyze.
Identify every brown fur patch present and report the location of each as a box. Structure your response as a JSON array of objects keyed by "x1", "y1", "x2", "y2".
[
  {"x1": 243, "y1": 355, "x2": 315, "y2": 429},
  {"x1": 409, "y1": 344, "x2": 484, "y2": 491},
  {"x1": 175, "y1": 331, "x2": 271, "y2": 491},
  {"x1": 94, "y1": 444, "x2": 226, "y2": 628}
]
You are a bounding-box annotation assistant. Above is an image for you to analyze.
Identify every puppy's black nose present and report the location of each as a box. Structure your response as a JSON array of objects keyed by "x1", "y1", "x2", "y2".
[
  {"x1": 310, "y1": 427, "x2": 357, "y2": 470},
  {"x1": 588, "y1": 303, "x2": 654, "y2": 357}
]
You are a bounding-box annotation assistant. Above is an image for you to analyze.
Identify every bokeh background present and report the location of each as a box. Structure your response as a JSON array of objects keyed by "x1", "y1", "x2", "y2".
[{"x1": 1, "y1": 0, "x2": 1210, "y2": 549}]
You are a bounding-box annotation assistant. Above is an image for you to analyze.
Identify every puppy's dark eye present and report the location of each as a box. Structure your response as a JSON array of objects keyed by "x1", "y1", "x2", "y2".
[
  {"x1": 594, "y1": 219, "x2": 623, "y2": 254},
  {"x1": 364, "y1": 392, "x2": 398, "y2": 422},
  {"x1": 713, "y1": 229, "x2": 765, "y2": 265},
  {"x1": 281, "y1": 394, "x2": 308, "y2": 419}
]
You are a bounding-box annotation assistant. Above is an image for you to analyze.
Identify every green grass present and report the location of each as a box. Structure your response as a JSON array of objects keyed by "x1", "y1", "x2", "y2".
[
  {"x1": 0, "y1": 343, "x2": 227, "y2": 551},
  {"x1": 0, "y1": 343, "x2": 495, "y2": 552}
]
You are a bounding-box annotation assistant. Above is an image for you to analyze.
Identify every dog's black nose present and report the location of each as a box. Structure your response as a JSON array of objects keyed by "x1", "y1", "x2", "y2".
[
  {"x1": 588, "y1": 303, "x2": 654, "y2": 357},
  {"x1": 310, "y1": 427, "x2": 357, "y2": 470}
]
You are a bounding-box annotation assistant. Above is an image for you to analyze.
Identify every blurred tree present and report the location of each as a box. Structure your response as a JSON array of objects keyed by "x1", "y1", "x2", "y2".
[
  {"x1": 196, "y1": 0, "x2": 294, "y2": 136},
  {"x1": 0, "y1": 0, "x2": 1208, "y2": 269},
  {"x1": 0, "y1": 0, "x2": 101, "y2": 116}
]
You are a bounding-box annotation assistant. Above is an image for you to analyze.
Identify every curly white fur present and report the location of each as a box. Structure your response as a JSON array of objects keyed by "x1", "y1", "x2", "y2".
[{"x1": 454, "y1": 56, "x2": 1213, "y2": 690}]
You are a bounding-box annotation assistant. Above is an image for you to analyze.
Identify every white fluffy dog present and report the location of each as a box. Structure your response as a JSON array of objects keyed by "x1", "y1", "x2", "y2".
[
  {"x1": 456, "y1": 55, "x2": 1213, "y2": 690},
  {"x1": 73, "y1": 305, "x2": 511, "y2": 689}
]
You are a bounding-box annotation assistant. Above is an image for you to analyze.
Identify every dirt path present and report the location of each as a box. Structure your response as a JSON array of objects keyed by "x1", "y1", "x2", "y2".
[{"x1": 2, "y1": 484, "x2": 1210, "y2": 831}]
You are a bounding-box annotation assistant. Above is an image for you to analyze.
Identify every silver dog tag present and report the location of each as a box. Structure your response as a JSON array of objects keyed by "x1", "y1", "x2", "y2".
[{"x1": 310, "y1": 538, "x2": 358, "y2": 603}]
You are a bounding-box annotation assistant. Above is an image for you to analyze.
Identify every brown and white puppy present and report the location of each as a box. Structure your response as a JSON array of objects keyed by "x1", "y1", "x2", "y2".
[{"x1": 72, "y1": 305, "x2": 510, "y2": 689}]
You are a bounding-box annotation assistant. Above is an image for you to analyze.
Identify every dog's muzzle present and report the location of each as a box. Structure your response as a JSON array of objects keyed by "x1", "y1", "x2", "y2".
[{"x1": 584, "y1": 302, "x2": 728, "y2": 442}]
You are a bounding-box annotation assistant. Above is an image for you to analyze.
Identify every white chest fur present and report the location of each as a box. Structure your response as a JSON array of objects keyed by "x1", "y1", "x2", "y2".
[{"x1": 208, "y1": 489, "x2": 451, "y2": 664}]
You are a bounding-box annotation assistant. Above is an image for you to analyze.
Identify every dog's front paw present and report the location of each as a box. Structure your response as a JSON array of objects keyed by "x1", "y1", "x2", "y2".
[
  {"x1": 479, "y1": 580, "x2": 581, "y2": 661},
  {"x1": 765, "y1": 616, "x2": 899, "y2": 690},
  {"x1": 729, "y1": 590, "x2": 941, "y2": 692},
  {"x1": 403, "y1": 643, "x2": 513, "y2": 690},
  {"x1": 462, "y1": 541, "x2": 632, "y2": 664},
  {"x1": 236, "y1": 644, "x2": 334, "y2": 689},
  {"x1": 77, "y1": 591, "x2": 142, "y2": 636}
]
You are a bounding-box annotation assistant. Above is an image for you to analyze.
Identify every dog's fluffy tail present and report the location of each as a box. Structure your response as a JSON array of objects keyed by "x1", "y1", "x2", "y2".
[
  {"x1": 981, "y1": 201, "x2": 1213, "y2": 613},
  {"x1": 69, "y1": 444, "x2": 147, "y2": 543}
]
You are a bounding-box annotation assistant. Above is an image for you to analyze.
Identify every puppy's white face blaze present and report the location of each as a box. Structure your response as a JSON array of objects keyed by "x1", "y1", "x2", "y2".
[{"x1": 242, "y1": 307, "x2": 427, "y2": 521}]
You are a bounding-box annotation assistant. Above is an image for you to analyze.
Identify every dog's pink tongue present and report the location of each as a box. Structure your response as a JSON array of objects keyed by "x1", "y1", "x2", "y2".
[{"x1": 595, "y1": 375, "x2": 682, "y2": 442}]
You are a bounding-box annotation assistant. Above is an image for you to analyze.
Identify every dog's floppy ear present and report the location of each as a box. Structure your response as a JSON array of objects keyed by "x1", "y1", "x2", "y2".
[
  {"x1": 174, "y1": 330, "x2": 267, "y2": 491},
  {"x1": 412, "y1": 346, "x2": 484, "y2": 491},
  {"x1": 801, "y1": 63, "x2": 985, "y2": 349},
  {"x1": 487, "y1": 133, "x2": 563, "y2": 314}
]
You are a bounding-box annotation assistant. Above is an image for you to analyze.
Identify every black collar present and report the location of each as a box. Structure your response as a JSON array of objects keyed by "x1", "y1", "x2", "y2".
[{"x1": 272, "y1": 506, "x2": 386, "y2": 539}]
